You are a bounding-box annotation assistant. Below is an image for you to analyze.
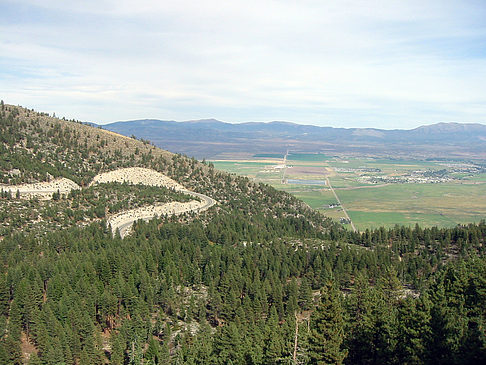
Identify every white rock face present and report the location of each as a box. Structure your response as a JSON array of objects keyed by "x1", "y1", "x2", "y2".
[
  {"x1": 90, "y1": 167, "x2": 186, "y2": 191},
  {"x1": 90, "y1": 168, "x2": 216, "y2": 237},
  {"x1": 107, "y1": 200, "x2": 207, "y2": 238},
  {"x1": 1, "y1": 178, "x2": 81, "y2": 200}
]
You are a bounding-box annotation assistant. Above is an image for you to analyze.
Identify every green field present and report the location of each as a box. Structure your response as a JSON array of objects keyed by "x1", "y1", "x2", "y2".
[
  {"x1": 211, "y1": 161, "x2": 271, "y2": 176},
  {"x1": 252, "y1": 153, "x2": 285, "y2": 159},
  {"x1": 212, "y1": 154, "x2": 486, "y2": 230},
  {"x1": 287, "y1": 153, "x2": 332, "y2": 162},
  {"x1": 337, "y1": 182, "x2": 486, "y2": 230}
]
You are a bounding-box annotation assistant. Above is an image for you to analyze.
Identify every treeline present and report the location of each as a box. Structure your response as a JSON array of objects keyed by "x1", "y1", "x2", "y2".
[
  {"x1": 0, "y1": 213, "x2": 484, "y2": 364},
  {"x1": 0, "y1": 105, "x2": 164, "y2": 185}
]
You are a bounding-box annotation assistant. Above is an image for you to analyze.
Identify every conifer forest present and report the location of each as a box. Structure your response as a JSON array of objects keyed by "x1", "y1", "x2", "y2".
[{"x1": 0, "y1": 104, "x2": 485, "y2": 364}]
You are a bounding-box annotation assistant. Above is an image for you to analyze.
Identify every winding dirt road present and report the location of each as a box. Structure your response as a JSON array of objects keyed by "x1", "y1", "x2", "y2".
[
  {"x1": 112, "y1": 190, "x2": 216, "y2": 238},
  {"x1": 3, "y1": 167, "x2": 217, "y2": 238},
  {"x1": 91, "y1": 168, "x2": 217, "y2": 237}
]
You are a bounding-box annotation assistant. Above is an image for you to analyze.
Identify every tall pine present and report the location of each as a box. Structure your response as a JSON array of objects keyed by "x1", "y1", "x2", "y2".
[{"x1": 309, "y1": 281, "x2": 347, "y2": 365}]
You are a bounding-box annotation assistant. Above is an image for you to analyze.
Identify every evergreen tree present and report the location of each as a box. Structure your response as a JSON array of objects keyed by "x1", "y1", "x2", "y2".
[
  {"x1": 214, "y1": 322, "x2": 244, "y2": 364},
  {"x1": 110, "y1": 332, "x2": 126, "y2": 365},
  {"x1": 299, "y1": 277, "x2": 314, "y2": 310},
  {"x1": 309, "y1": 282, "x2": 347, "y2": 364},
  {"x1": 27, "y1": 353, "x2": 42, "y2": 365},
  {"x1": 396, "y1": 295, "x2": 432, "y2": 364},
  {"x1": 0, "y1": 274, "x2": 9, "y2": 316},
  {"x1": 145, "y1": 337, "x2": 161, "y2": 364},
  {"x1": 264, "y1": 306, "x2": 284, "y2": 364}
]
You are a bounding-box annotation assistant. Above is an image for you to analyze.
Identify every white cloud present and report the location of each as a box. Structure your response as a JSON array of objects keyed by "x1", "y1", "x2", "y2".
[{"x1": 0, "y1": 0, "x2": 485, "y2": 128}]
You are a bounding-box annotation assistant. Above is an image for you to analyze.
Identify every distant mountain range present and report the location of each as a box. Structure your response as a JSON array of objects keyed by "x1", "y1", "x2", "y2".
[{"x1": 99, "y1": 119, "x2": 486, "y2": 159}]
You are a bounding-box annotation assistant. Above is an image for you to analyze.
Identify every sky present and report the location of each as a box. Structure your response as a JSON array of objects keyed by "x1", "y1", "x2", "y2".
[{"x1": 1, "y1": 0, "x2": 485, "y2": 129}]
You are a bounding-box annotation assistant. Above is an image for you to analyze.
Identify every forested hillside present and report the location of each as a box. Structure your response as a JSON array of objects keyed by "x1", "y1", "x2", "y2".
[
  {"x1": 0, "y1": 103, "x2": 327, "y2": 237},
  {"x1": 0, "y1": 103, "x2": 485, "y2": 364}
]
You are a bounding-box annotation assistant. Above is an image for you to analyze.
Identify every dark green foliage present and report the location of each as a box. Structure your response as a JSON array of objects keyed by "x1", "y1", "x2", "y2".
[
  {"x1": 0, "y1": 274, "x2": 9, "y2": 317},
  {"x1": 1, "y1": 104, "x2": 337, "y2": 237},
  {"x1": 309, "y1": 282, "x2": 347, "y2": 364},
  {"x1": 0, "y1": 218, "x2": 484, "y2": 364},
  {"x1": 395, "y1": 295, "x2": 431, "y2": 364}
]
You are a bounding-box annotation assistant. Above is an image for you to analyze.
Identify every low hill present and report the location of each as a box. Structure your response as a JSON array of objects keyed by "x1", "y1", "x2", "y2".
[{"x1": 101, "y1": 118, "x2": 486, "y2": 159}]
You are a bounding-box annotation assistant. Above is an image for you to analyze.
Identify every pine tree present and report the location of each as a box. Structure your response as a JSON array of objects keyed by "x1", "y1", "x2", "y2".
[
  {"x1": 396, "y1": 295, "x2": 432, "y2": 364},
  {"x1": 378, "y1": 266, "x2": 402, "y2": 302},
  {"x1": 110, "y1": 332, "x2": 126, "y2": 365},
  {"x1": 43, "y1": 337, "x2": 65, "y2": 365},
  {"x1": 27, "y1": 352, "x2": 42, "y2": 365},
  {"x1": 308, "y1": 282, "x2": 347, "y2": 365},
  {"x1": 0, "y1": 274, "x2": 9, "y2": 316},
  {"x1": 287, "y1": 279, "x2": 299, "y2": 315},
  {"x1": 145, "y1": 337, "x2": 161, "y2": 364},
  {"x1": 299, "y1": 277, "x2": 313, "y2": 310},
  {"x1": 214, "y1": 322, "x2": 244, "y2": 364},
  {"x1": 264, "y1": 306, "x2": 284, "y2": 364}
]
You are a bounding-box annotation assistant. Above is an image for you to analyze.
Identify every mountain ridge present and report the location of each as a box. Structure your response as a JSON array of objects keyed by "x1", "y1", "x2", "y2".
[
  {"x1": 99, "y1": 118, "x2": 486, "y2": 159},
  {"x1": 105, "y1": 118, "x2": 486, "y2": 131}
]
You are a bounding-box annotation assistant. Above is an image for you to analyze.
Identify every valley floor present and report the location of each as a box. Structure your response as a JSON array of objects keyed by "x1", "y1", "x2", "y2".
[{"x1": 212, "y1": 154, "x2": 486, "y2": 230}]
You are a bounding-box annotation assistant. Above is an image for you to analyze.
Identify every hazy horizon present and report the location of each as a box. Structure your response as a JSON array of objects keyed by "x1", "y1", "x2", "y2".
[{"x1": 102, "y1": 117, "x2": 486, "y2": 131}]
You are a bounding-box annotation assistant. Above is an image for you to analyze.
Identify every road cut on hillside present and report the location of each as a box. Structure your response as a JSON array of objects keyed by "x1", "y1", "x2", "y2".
[
  {"x1": 90, "y1": 167, "x2": 217, "y2": 237},
  {"x1": 108, "y1": 195, "x2": 215, "y2": 238},
  {"x1": 0, "y1": 178, "x2": 81, "y2": 200},
  {"x1": 3, "y1": 167, "x2": 216, "y2": 237},
  {"x1": 89, "y1": 167, "x2": 186, "y2": 191}
]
